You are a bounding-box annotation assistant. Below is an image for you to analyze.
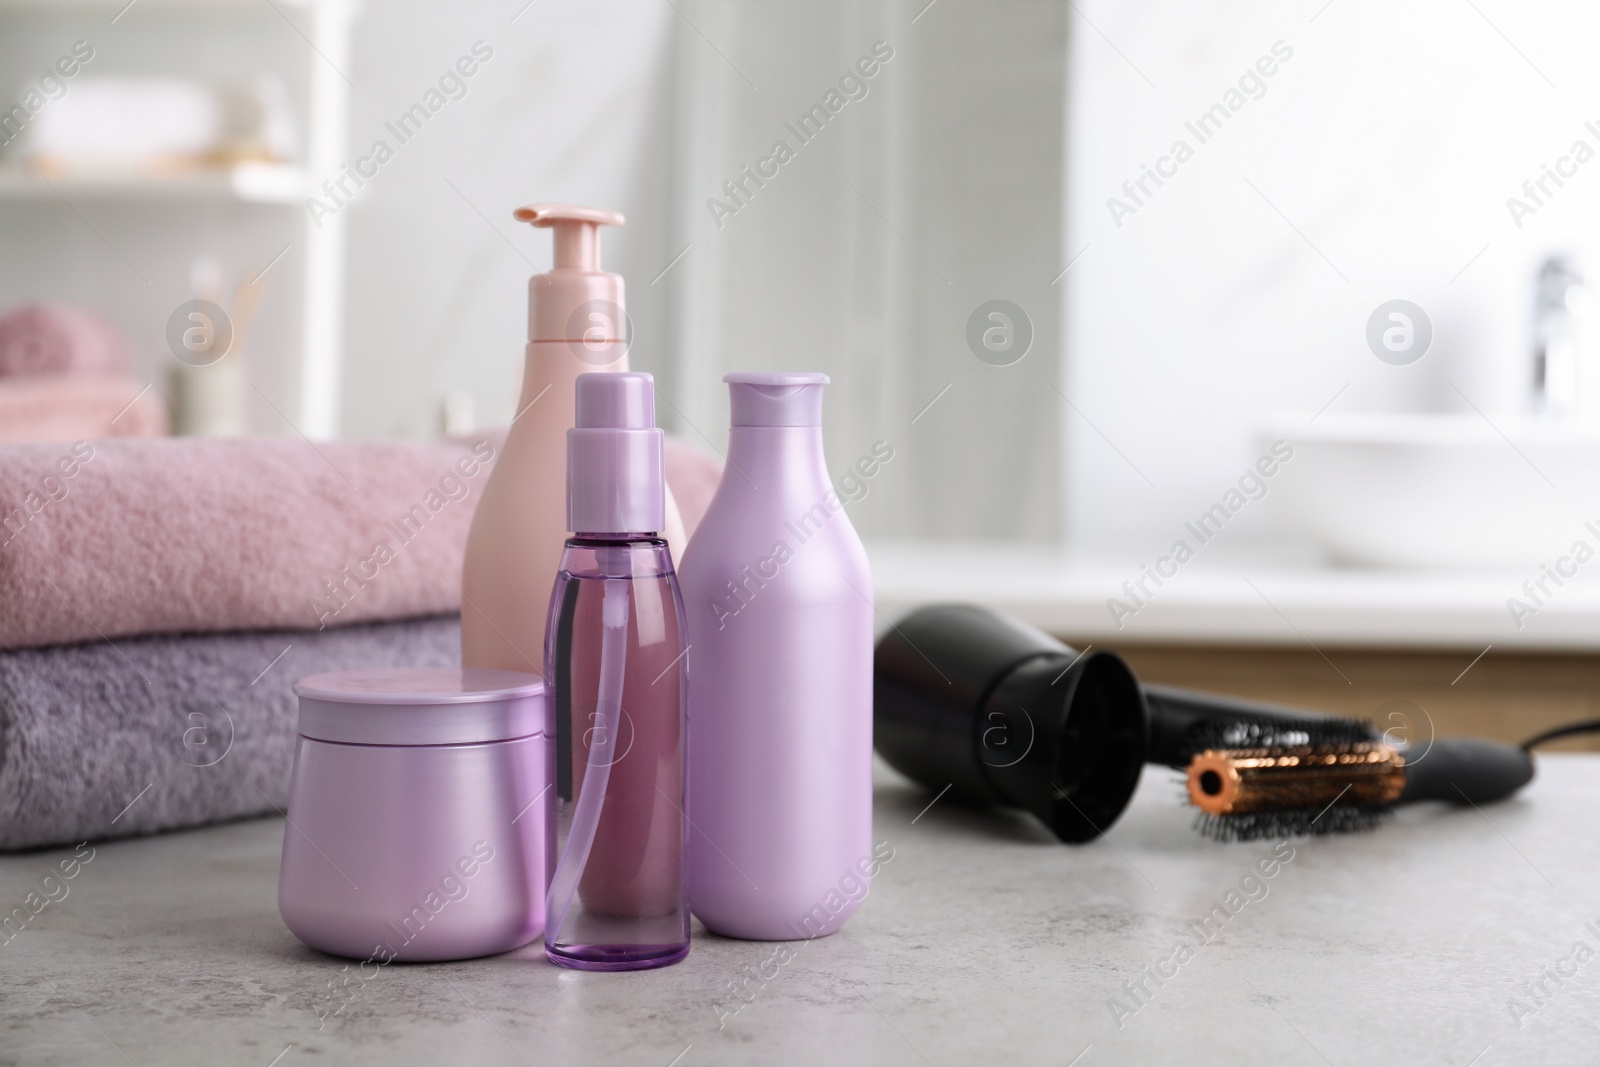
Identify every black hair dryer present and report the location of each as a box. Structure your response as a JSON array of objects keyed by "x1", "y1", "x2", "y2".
[{"x1": 873, "y1": 603, "x2": 1148, "y2": 843}]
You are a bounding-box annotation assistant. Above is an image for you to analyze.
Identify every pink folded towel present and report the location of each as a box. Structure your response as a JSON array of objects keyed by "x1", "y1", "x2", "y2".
[
  {"x1": 0, "y1": 302, "x2": 130, "y2": 378},
  {"x1": 0, "y1": 374, "x2": 167, "y2": 444},
  {"x1": 0, "y1": 431, "x2": 721, "y2": 651},
  {"x1": 665, "y1": 434, "x2": 721, "y2": 540}
]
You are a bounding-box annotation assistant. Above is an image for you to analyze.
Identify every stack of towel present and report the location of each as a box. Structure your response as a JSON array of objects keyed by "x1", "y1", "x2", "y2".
[
  {"x1": 0, "y1": 432, "x2": 720, "y2": 850},
  {"x1": 0, "y1": 303, "x2": 167, "y2": 443}
]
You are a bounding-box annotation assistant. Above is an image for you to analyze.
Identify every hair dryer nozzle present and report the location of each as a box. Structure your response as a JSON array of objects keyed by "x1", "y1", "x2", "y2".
[{"x1": 874, "y1": 604, "x2": 1146, "y2": 843}]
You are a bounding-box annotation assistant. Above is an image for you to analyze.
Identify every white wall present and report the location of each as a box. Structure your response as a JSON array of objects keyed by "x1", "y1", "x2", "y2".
[
  {"x1": 338, "y1": 0, "x2": 681, "y2": 437},
  {"x1": 342, "y1": 0, "x2": 1072, "y2": 542},
  {"x1": 667, "y1": 0, "x2": 1068, "y2": 540},
  {"x1": 1065, "y1": 0, "x2": 1600, "y2": 558}
]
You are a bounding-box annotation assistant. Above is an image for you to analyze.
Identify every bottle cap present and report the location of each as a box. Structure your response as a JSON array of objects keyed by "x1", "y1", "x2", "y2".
[
  {"x1": 513, "y1": 204, "x2": 626, "y2": 353},
  {"x1": 293, "y1": 667, "x2": 544, "y2": 746},
  {"x1": 568, "y1": 372, "x2": 665, "y2": 536},
  {"x1": 726, "y1": 372, "x2": 829, "y2": 427}
]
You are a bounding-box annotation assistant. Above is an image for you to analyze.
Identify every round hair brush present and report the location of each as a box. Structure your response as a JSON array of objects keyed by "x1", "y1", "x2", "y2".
[
  {"x1": 1147, "y1": 685, "x2": 1533, "y2": 839},
  {"x1": 1184, "y1": 732, "x2": 1536, "y2": 842}
]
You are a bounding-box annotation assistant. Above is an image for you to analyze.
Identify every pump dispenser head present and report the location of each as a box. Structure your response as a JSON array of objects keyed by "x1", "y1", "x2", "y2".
[
  {"x1": 568, "y1": 372, "x2": 665, "y2": 537},
  {"x1": 513, "y1": 203, "x2": 626, "y2": 349}
]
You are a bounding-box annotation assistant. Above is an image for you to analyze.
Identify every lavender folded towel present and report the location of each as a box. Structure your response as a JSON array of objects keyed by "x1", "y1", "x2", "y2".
[{"x1": 0, "y1": 613, "x2": 461, "y2": 851}]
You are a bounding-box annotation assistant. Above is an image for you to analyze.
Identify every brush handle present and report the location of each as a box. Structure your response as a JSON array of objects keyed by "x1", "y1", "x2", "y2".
[
  {"x1": 1398, "y1": 737, "x2": 1535, "y2": 805},
  {"x1": 1143, "y1": 685, "x2": 1362, "y2": 768}
]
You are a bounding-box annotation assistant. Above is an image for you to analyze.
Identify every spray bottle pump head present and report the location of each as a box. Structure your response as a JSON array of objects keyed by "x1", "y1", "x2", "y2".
[
  {"x1": 567, "y1": 372, "x2": 665, "y2": 537},
  {"x1": 512, "y1": 203, "x2": 626, "y2": 345}
]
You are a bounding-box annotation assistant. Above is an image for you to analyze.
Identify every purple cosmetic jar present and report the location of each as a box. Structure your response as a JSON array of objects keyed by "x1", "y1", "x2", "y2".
[{"x1": 278, "y1": 667, "x2": 547, "y2": 962}]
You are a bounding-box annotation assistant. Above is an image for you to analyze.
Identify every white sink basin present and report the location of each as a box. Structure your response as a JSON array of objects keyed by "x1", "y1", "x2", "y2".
[{"x1": 1264, "y1": 414, "x2": 1600, "y2": 569}]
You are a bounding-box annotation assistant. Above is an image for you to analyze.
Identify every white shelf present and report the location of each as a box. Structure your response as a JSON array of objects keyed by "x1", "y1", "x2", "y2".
[
  {"x1": 0, "y1": 163, "x2": 309, "y2": 204},
  {"x1": 869, "y1": 540, "x2": 1600, "y2": 651}
]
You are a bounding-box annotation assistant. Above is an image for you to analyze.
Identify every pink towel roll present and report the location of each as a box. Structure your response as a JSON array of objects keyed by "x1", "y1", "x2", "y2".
[
  {"x1": 0, "y1": 375, "x2": 167, "y2": 444},
  {"x1": 0, "y1": 431, "x2": 721, "y2": 651},
  {"x1": 0, "y1": 303, "x2": 130, "y2": 378}
]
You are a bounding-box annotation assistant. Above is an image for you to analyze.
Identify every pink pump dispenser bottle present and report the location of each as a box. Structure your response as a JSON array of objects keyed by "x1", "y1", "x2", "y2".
[
  {"x1": 543, "y1": 372, "x2": 690, "y2": 970},
  {"x1": 677, "y1": 373, "x2": 874, "y2": 940},
  {"x1": 461, "y1": 204, "x2": 687, "y2": 675}
]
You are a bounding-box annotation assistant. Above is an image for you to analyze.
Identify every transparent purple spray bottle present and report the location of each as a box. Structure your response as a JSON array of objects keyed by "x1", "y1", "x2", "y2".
[{"x1": 543, "y1": 372, "x2": 690, "y2": 970}]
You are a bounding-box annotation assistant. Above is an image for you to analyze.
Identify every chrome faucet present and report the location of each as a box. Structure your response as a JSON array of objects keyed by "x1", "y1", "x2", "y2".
[{"x1": 1534, "y1": 256, "x2": 1585, "y2": 414}]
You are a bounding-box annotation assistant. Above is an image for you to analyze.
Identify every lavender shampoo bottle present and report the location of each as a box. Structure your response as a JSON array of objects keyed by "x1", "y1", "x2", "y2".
[
  {"x1": 677, "y1": 373, "x2": 874, "y2": 940},
  {"x1": 544, "y1": 373, "x2": 689, "y2": 970}
]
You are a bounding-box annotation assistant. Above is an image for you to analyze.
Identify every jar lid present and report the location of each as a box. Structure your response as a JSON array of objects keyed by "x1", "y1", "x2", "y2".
[{"x1": 293, "y1": 667, "x2": 544, "y2": 746}]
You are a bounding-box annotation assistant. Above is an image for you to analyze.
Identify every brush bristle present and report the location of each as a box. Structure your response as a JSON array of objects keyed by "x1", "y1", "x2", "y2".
[
  {"x1": 1181, "y1": 714, "x2": 1378, "y2": 757},
  {"x1": 1192, "y1": 803, "x2": 1390, "y2": 843}
]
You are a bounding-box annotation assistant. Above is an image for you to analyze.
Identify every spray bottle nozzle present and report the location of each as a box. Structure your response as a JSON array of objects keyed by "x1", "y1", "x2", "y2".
[{"x1": 512, "y1": 203, "x2": 624, "y2": 272}]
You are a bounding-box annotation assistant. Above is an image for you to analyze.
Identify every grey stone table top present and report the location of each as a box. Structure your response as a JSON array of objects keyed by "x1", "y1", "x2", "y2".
[{"x1": 4, "y1": 756, "x2": 1599, "y2": 1066}]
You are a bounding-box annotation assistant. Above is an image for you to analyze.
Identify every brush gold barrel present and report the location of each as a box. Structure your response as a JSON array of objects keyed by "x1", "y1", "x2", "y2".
[{"x1": 1187, "y1": 742, "x2": 1407, "y2": 816}]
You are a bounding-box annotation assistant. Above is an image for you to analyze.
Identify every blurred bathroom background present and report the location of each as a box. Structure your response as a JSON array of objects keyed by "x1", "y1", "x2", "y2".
[{"x1": 7, "y1": 0, "x2": 1600, "y2": 618}]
